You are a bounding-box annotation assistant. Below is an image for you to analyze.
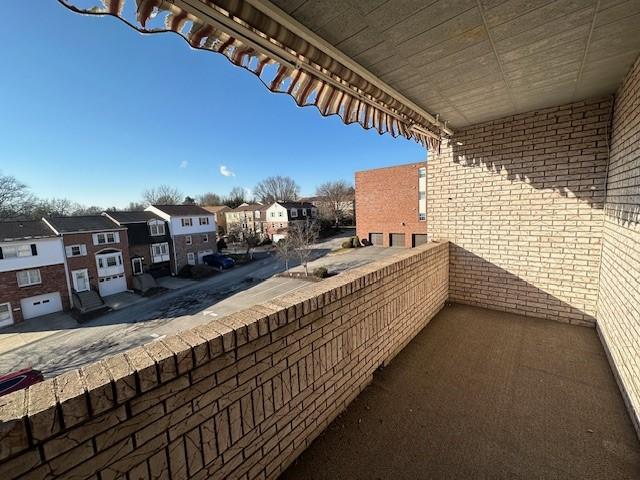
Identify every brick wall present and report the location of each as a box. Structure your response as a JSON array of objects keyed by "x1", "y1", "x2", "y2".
[
  {"x1": 64, "y1": 232, "x2": 133, "y2": 291},
  {"x1": 0, "y1": 264, "x2": 70, "y2": 323},
  {"x1": 597, "y1": 56, "x2": 640, "y2": 437},
  {"x1": 0, "y1": 242, "x2": 448, "y2": 479},
  {"x1": 356, "y1": 162, "x2": 428, "y2": 247},
  {"x1": 428, "y1": 97, "x2": 612, "y2": 326},
  {"x1": 173, "y1": 232, "x2": 215, "y2": 272}
]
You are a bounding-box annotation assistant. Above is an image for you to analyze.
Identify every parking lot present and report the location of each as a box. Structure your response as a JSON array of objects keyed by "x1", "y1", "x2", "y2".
[{"x1": 0, "y1": 233, "x2": 402, "y2": 378}]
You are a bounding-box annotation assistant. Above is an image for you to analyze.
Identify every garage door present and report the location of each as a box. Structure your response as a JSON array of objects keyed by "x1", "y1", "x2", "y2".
[
  {"x1": 369, "y1": 233, "x2": 383, "y2": 246},
  {"x1": 20, "y1": 293, "x2": 62, "y2": 320},
  {"x1": 412, "y1": 234, "x2": 429, "y2": 247},
  {"x1": 98, "y1": 274, "x2": 127, "y2": 297},
  {"x1": 198, "y1": 250, "x2": 214, "y2": 264},
  {"x1": 390, "y1": 233, "x2": 406, "y2": 247}
]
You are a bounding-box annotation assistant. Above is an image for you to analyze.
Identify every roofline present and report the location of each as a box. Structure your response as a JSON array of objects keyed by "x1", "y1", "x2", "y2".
[
  {"x1": 43, "y1": 217, "x2": 127, "y2": 235},
  {"x1": 355, "y1": 161, "x2": 427, "y2": 175}
]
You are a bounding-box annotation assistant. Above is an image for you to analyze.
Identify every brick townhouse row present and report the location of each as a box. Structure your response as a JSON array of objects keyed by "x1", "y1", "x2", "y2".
[{"x1": 0, "y1": 205, "x2": 216, "y2": 327}]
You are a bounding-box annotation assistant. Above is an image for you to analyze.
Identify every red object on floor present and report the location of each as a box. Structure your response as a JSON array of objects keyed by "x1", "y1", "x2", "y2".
[{"x1": 0, "y1": 367, "x2": 44, "y2": 397}]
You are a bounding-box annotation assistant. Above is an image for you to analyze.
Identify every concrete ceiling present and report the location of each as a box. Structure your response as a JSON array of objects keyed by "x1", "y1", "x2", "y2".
[{"x1": 268, "y1": 0, "x2": 640, "y2": 128}]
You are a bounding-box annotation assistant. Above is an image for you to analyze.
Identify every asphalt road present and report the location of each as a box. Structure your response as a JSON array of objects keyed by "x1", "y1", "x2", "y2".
[{"x1": 0, "y1": 233, "x2": 400, "y2": 378}]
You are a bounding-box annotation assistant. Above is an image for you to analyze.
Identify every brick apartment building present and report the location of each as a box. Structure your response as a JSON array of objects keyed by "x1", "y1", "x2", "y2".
[{"x1": 356, "y1": 162, "x2": 428, "y2": 248}]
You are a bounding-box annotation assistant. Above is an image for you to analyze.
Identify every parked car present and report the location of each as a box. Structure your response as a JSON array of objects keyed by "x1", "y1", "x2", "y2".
[
  {"x1": 202, "y1": 253, "x2": 235, "y2": 270},
  {"x1": 0, "y1": 367, "x2": 44, "y2": 397}
]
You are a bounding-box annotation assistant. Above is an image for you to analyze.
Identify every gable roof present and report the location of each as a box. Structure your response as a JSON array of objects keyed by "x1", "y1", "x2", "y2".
[
  {"x1": 231, "y1": 204, "x2": 267, "y2": 212},
  {"x1": 0, "y1": 220, "x2": 56, "y2": 242},
  {"x1": 45, "y1": 216, "x2": 123, "y2": 234},
  {"x1": 277, "y1": 201, "x2": 317, "y2": 210},
  {"x1": 150, "y1": 204, "x2": 213, "y2": 216},
  {"x1": 105, "y1": 211, "x2": 165, "y2": 224}
]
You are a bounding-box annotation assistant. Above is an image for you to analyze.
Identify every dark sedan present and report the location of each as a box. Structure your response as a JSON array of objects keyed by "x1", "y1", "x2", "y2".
[{"x1": 202, "y1": 253, "x2": 235, "y2": 270}]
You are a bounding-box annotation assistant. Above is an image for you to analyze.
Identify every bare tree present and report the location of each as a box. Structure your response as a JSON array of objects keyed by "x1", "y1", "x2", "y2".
[
  {"x1": 289, "y1": 221, "x2": 319, "y2": 276},
  {"x1": 125, "y1": 201, "x2": 146, "y2": 211},
  {"x1": 143, "y1": 185, "x2": 183, "y2": 205},
  {"x1": 274, "y1": 237, "x2": 295, "y2": 275},
  {"x1": 315, "y1": 180, "x2": 355, "y2": 226},
  {"x1": 224, "y1": 187, "x2": 249, "y2": 209},
  {"x1": 32, "y1": 198, "x2": 77, "y2": 217},
  {"x1": 198, "y1": 192, "x2": 223, "y2": 206},
  {"x1": 227, "y1": 224, "x2": 260, "y2": 259},
  {"x1": 0, "y1": 173, "x2": 34, "y2": 218},
  {"x1": 254, "y1": 176, "x2": 300, "y2": 203}
]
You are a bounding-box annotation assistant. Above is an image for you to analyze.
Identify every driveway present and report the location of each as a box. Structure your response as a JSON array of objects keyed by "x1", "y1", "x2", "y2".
[{"x1": 0, "y1": 232, "x2": 405, "y2": 378}]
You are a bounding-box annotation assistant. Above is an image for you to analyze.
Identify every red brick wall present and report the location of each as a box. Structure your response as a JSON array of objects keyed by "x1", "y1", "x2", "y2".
[
  {"x1": 428, "y1": 97, "x2": 612, "y2": 326},
  {"x1": 597, "y1": 56, "x2": 640, "y2": 437},
  {"x1": 63, "y1": 232, "x2": 133, "y2": 291},
  {"x1": 0, "y1": 264, "x2": 70, "y2": 323},
  {"x1": 355, "y1": 163, "x2": 428, "y2": 247}
]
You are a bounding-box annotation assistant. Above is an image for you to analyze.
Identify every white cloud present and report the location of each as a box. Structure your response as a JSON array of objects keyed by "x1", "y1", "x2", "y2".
[
  {"x1": 179, "y1": 160, "x2": 189, "y2": 169},
  {"x1": 219, "y1": 165, "x2": 236, "y2": 177}
]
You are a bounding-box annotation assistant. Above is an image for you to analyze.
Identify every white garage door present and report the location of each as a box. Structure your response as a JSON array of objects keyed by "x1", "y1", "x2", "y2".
[
  {"x1": 20, "y1": 293, "x2": 63, "y2": 320},
  {"x1": 98, "y1": 274, "x2": 127, "y2": 297}
]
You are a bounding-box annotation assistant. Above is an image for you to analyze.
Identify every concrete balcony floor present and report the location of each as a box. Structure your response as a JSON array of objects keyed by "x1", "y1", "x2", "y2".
[{"x1": 282, "y1": 304, "x2": 640, "y2": 479}]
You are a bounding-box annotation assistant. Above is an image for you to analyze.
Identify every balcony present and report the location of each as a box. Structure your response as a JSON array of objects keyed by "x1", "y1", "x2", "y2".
[{"x1": 0, "y1": 241, "x2": 638, "y2": 479}]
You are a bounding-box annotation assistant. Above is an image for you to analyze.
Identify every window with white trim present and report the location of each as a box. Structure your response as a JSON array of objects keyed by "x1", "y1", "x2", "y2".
[
  {"x1": 418, "y1": 167, "x2": 426, "y2": 178},
  {"x1": 187, "y1": 252, "x2": 195, "y2": 265},
  {"x1": 94, "y1": 232, "x2": 118, "y2": 245},
  {"x1": 270, "y1": 212, "x2": 275, "y2": 218},
  {"x1": 181, "y1": 218, "x2": 193, "y2": 227},
  {"x1": 149, "y1": 222, "x2": 165, "y2": 236},
  {"x1": 291, "y1": 209, "x2": 298, "y2": 218},
  {"x1": 66, "y1": 244, "x2": 87, "y2": 257},
  {"x1": 203, "y1": 234, "x2": 209, "y2": 243},
  {"x1": 419, "y1": 213, "x2": 427, "y2": 221},
  {"x1": 17, "y1": 269, "x2": 41, "y2": 287},
  {"x1": 278, "y1": 211, "x2": 283, "y2": 217},
  {"x1": 186, "y1": 235, "x2": 192, "y2": 245},
  {"x1": 1, "y1": 244, "x2": 35, "y2": 258},
  {"x1": 302, "y1": 209, "x2": 307, "y2": 216},
  {"x1": 199, "y1": 217, "x2": 209, "y2": 225}
]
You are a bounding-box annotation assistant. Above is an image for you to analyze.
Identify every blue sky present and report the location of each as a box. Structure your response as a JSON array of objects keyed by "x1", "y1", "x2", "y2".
[{"x1": 0, "y1": 1, "x2": 425, "y2": 208}]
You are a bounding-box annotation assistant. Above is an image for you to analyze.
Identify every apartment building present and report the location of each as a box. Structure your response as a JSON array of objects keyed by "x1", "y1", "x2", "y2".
[
  {"x1": 0, "y1": 220, "x2": 70, "y2": 325},
  {"x1": 356, "y1": 162, "x2": 428, "y2": 247},
  {"x1": 263, "y1": 201, "x2": 318, "y2": 242},
  {"x1": 225, "y1": 203, "x2": 266, "y2": 237}
]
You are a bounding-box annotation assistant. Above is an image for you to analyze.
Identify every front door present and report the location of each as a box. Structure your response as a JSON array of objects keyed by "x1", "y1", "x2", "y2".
[
  {"x1": 72, "y1": 269, "x2": 90, "y2": 292},
  {"x1": 132, "y1": 257, "x2": 144, "y2": 275}
]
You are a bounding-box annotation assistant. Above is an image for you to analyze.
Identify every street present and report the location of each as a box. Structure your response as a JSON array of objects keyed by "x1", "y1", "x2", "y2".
[{"x1": 0, "y1": 233, "x2": 401, "y2": 378}]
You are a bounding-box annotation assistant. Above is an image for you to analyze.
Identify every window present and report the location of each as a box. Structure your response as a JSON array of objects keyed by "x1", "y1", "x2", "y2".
[
  {"x1": 94, "y1": 232, "x2": 118, "y2": 245},
  {"x1": 311, "y1": 209, "x2": 317, "y2": 217},
  {"x1": 255, "y1": 210, "x2": 261, "y2": 219},
  {"x1": 270, "y1": 212, "x2": 275, "y2": 218},
  {"x1": 278, "y1": 211, "x2": 283, "y2": 217},
  {"x1": 0, "y1": 303, "x2": 11, "y2": 323},
  {"x1": 203, "y1": 234, "x2": 209, "y2": 243},
  {"x1": 199, "y1": 217, "x2": 209, "y2": 225},
  {"x1": 1, "y1": 244, "x2": 35, "y2": 258},
  {"x1": 152, "y1": 243, "x2": 169, "y2": 257},
  {"x1": 149, "y1": 222, "x2": 165, "y2": 236},
  {"x1": 187, "y1": 252, "x2": 195, "y2": 265},
  {"x1": 186, "y1": 235, "x2": 192, "y2": 245},
  {"x1": 419, "y1": 167, "x2": 426, "y2": 178},
  {"x1": 419, "y1": 213, "x2": 427, "y2": 221},
  {"x1": 291, "y1": 209, "x2": 298, "y2": 218},
  {"x1": 66, "y1": 244, "x2": 86, "y2": 257},
  {"x1": 106, "y1": 256, "x2": 117, "y2": 268},
  {"x1": 302, "y1": 209, "x2": 307, "y2": 216},
  {"x1": 132, "y1": 258, "x2": 144, "y2": 275},
  {"x1": 181, "y1": 218, "x2": 193, "y2": 227},
  {"x1": 419, "y1": 191, "x2": 426, "y2": 200},
  {"x1": 17, "y1": 269, "x2": 41, "y2": 287}
]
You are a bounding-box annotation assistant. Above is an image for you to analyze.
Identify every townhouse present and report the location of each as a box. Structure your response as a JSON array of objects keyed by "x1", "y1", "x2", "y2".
[
  {"x1": 103, "y1": 211, "x2": 172, "y2": 277},
  {"x1": 355, "y1": 162, "x2": 428, "y2": 248},
  {"x1": 263, "y1": 201, "x2": 318, "y2": 242},
  {"x1": 202, "y1": 205, "x2": 230, "y2": 235},
  {"x1": 44, "y1": 216, "x2": 133, "y2": 298},
  {"x1": 225, "y1": 203, "x2": 266, "y2": 238},
  {"x1": 0, "y1": 220, "x2": 70, "y2": 326},
  {"x1": 145, "y1": 204, "x2": 216, "y2": 273}
]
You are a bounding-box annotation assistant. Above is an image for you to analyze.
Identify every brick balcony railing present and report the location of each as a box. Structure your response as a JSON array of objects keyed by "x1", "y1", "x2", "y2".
[{"x1": 0, "y1": 242, "x2": 449, "y2": 480}]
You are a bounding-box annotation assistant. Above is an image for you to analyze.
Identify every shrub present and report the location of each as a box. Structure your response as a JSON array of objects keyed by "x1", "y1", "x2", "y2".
[
  {"x1": 259, "y1": 238, "x2": 272, "y2": 246},
  {"x1": 313, "y1": 267, "x2": 329, "y2": 278},
  {"x1": 177, "y1": 265, "x2": 193, "y2": 278},
  {"x1": 341, "y1": 240, "x2": 353, "y2": 249},
  {"x1": 352, "y1": 236, "x2": 361, "y2": 248},
  {"x1": 190, "y1": 264, "x2": 216, "y2": 279}
]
